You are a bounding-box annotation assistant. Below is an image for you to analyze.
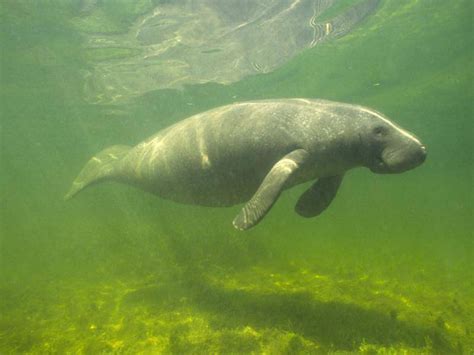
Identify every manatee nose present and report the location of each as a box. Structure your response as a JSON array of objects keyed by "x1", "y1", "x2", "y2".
[{"x1": 419, "y1": 144, "x2": 427, "y2": 163}]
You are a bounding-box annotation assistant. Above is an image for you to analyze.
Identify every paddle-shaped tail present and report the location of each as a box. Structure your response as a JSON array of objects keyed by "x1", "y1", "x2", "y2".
[{"x1": 65, "y1": 145, "x2": 131, "y2": 200}]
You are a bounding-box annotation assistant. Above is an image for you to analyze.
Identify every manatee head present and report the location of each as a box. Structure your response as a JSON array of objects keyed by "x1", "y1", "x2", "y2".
[{"x1": 357, "y1": 108, "x2": 427, "y2": 174}]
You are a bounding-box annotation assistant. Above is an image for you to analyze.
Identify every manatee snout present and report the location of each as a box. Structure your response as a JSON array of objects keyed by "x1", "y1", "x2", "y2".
[{"x1": 379, "y1": 140, "x2": 427, "y2": 173}]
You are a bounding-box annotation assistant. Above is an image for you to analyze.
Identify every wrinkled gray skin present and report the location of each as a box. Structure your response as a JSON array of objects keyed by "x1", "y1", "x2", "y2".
[{"x1": 66, "y1": 99, "x2": 426, "y2": 230}]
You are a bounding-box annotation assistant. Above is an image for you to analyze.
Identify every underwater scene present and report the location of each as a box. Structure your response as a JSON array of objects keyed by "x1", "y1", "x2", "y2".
[{"x1": 1, "y1": 0, "x2": 472, "y2": 353}]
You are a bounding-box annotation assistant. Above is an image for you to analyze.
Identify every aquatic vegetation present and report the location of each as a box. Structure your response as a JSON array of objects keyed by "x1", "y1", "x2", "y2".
[{"x1": 1, "y1": 252, "x2": 471, "y2": 353}]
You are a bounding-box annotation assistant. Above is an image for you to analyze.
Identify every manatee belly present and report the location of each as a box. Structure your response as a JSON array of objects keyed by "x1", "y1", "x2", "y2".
[{"x1": 132, "y1": 142, "x2": 293, "y2": 206}]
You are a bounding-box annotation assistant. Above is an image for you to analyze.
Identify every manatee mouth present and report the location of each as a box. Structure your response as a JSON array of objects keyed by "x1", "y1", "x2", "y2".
[
  {"x1": 370, "y1": 156, "x2": 388, "y2": 173},
  {"x1": 371, "y1": 145, "x2": 427, "y2": 174},
  {"x1": 370, "y1": 147, "x2": 402, "y2": 173},
  {"x1": 375, "y1": 156, "x2": 385, "y2": 168}
]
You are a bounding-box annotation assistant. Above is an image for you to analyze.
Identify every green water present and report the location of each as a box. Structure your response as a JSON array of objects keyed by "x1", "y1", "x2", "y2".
[{"x1": 1, "y1": 0, "x2": 472, "y2": 353}]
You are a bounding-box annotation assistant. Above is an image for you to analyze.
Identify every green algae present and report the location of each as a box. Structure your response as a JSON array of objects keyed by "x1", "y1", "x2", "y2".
[{"x1": 1, "y1": 256, "x2": 470, "y2": 353}]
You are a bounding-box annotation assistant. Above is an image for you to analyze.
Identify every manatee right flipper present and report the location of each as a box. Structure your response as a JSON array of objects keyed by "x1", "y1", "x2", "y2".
[
  {"x1": 295, "y1": 175, "x2": 344, "y2": 218},
  {"x1": 65, "y1": 145, "x2": 131, "y2": 200},
  {"x1": 233, "y1": 149, "x2": 309, "y2": 231}
]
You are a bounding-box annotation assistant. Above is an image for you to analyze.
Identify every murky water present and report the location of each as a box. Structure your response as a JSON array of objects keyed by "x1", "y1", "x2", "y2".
[{"x1": 1, "y1": 0, "x2": 472, "y2": 353}]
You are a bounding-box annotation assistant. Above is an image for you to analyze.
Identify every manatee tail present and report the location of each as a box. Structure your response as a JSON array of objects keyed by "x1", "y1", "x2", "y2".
[{"x1": 65, "y1": 145, "x2": 131, "y2": 200}]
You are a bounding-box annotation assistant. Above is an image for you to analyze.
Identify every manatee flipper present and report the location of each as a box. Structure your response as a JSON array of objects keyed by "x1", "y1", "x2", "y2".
[
  {"x1": 64, "y1": 145, "x2": 131, "y2": 200},
  {"x1": 295, "y1": 175, "x2": 344, "y2": 218},
  {"x1": 233, "y1": 149, "x2": 309, "y2": 231}
]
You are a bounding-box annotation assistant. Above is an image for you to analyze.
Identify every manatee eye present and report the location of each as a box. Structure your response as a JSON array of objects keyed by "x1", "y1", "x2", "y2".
[{"x1": 373, "y1": 126, "x2": 387, "y2": 137}]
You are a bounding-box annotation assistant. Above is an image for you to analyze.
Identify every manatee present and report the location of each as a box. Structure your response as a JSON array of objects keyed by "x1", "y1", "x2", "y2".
[{"x1": 65, "y1": 99, "x2": 426, "y2": 230}]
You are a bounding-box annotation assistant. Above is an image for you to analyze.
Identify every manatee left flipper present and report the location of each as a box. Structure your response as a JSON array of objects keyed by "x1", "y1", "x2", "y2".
[
  {"x1": 233, "y1": 149, "x2": 309, "y2": 231},
  {"x1": 295, "y1": 175, "x2": 344, "y2": 218}
]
